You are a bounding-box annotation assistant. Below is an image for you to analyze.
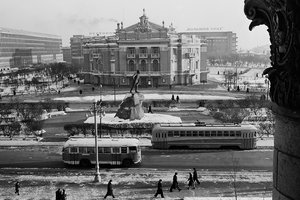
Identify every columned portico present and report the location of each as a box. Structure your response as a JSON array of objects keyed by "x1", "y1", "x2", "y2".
[{"x1": 244, "y1": 0, "x2": 300, "y2": 199}]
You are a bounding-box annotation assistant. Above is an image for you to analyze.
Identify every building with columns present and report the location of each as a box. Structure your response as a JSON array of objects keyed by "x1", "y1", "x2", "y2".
[{"x1": 81, "y1": 9, "x2": 208, "y2": 87}]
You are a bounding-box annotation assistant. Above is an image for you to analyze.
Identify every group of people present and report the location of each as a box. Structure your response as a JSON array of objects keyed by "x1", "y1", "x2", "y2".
[
  {"x1": 154, "y1": 168, "x2": 201, "y2": 198},
  {"x1": 171, "y1": 94, "x2": 180, "y2": 102}
]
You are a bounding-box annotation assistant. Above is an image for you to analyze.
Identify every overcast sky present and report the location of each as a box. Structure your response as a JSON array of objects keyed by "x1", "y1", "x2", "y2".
[{"x1": 0, "y1": 0, "x2": 270, "y2": 50}]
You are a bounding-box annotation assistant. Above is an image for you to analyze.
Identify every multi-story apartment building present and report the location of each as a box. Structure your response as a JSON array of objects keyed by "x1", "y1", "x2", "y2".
[
  {"x1": 180, "y1": 31, "x2": 237, "y2": 58},
  {"x1": 70, "y1": 35, "x2": 85, "y2": 69},
  {"x1": 0, "y1": 27, "x2": 62, "y2": 71},
  {"x1": 81, "y1": 10, "x2": 207, "y2": 87},
  {"x1": 62, "y1": 47, "x2": 71, "y2": 64}
]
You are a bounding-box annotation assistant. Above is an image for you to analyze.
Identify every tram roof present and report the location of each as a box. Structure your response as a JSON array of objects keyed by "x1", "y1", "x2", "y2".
[
  {"x1": 154, "y1": 123, "x2": 257, "y2": 131},
  {"x1": 63, "y1": 137, "x2": 140, "y2": 148}
]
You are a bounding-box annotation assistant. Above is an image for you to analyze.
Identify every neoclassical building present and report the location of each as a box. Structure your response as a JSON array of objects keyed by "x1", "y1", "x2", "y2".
[{"x1": 81, "y1": 10, "x2": 208, "y2": 87}]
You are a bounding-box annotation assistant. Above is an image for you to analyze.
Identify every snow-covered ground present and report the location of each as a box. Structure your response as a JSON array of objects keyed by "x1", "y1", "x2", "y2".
[{"x1": 54, "y1": 93, "x2": 240, "y2": 103}]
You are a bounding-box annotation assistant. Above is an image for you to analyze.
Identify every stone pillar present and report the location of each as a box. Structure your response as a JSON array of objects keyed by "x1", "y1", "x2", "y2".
[{"x1": 244, "y1": 0, "x2": 300, "y2": 199}]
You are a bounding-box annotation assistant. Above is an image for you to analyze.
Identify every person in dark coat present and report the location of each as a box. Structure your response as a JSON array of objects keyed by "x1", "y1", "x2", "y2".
[
  {"x1": 148, "y1": 105, "x2": 153, "y2": 113},
  {"x1": 15, "y1": 181, "x2": 20, "y2": 195},
  {"x1": 176, "y1": 95, "x2": 180, "y2": 103},
  {"x1": 104, "y1": 180, "x2": 115, "y2": 199},
  {"x1": 193, "y1": 168, "x2": 201, "y2": 185},
  {"x1": 169, "y1": 172, "x2": 181, "y2": 192},
  {"x1": 187, "y1": 173, "x2": 195, "y2": 189},
  {"x1": 154, "y1": 179, "x2": 164, "y2": 198},
  {"x1": 130, "y1": 70, "x2": 140, "y2": 93}
]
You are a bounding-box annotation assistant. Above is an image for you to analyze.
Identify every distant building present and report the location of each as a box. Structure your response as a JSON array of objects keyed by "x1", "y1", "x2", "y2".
[
  {"x1": 81, "y1": 9, "x2": 208, "y2": 87},
  {"x1": 180, "y1": 31, "x2": 237, "y2": 58},
  {"x1": 70, "y1": 35, "x2": 85, "y2": 69},
  {"x1": 62, "y1": 47, "x2": 71, "y2": 64},
  {"x1": 0, "y1": 27, "x2": 62, "y2": 71}
]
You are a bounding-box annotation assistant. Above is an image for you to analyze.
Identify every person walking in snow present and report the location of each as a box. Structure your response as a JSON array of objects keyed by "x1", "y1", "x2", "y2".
[
  {"x1": 169, "y1": 172, "x2": 181, "y2": 192},
  {"x1": 15, "y1": 181, "x2": 20, "y2": 195},
  {"x1": 187, "y1": 173, "x2": 195, "y2": 189},
  {"x1": 193, "y1": 168, "x2": 201, "y2": 185},
  {"x1": 154, "y1": 179, "x2": 164, "y2": 198},
  {"x1": 104, "y1": 180, "x2": 115, "y2": 199}
]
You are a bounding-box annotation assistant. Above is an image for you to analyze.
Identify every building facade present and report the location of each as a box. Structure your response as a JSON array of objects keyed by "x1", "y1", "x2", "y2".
[
  {"x1": 70, "y1": 35, "x2": 85, "y2": 69},
  {"x1": 0, "y1": 27, "x2": 62, "y2": 71},
  {"x1": 180, "y1": 31, "x2": 237, "y2": 58},
  {"x1": 62, "y1": 47, "x2": 71, "y2": 64},
  {"x1": 81, "y1": 10, "x2": 208, "y2": 87}
]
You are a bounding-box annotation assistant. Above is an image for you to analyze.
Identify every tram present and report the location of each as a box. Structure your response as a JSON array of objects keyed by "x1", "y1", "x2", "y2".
[{"x1": 151, "y1": 122, "x2": 257, "y2": 150}]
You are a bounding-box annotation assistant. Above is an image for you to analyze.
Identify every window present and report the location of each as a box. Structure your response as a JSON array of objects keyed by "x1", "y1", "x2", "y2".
[
  {"x1": 129, "y1": 146, "x2": 137, "y2": 152},
  {"x1": 87, "y1": 147, "x2": 94, "y2": 154},
  {"x1": 98, "y1": 147, "x2": 103, "y2": 153},
  {"x1": 199, "y1": 131, "x2": 204, "y2": 137},
  {"x1": 128, "y1": 60, "x2": 135, "y2": 71},
  {"x1": 174, "y1": 131, "x2": 179, "y2": 137},
  {"x1": 112, "y1": 147, "x2": 120, "y2": 154},
  {"x1": 186, "y1": 131, "x2": 192, "y2": 137},
  {"x1": 205, "y1": 131, "x2": 210, "y2": 137},
  {"x1": 180, "y1": 131, "x2": 185, "y2": 137},
  {"x1": 168, "y1": 131, "x2": 173, "y2": 137},
  {"x1": 141, "y1": 59, "x2": 147, "y2": 71},
  {"x1": 217, "y1": 131, "x2": 223, "y2": 137},
  {"x1": 193, "y1": 131, "x2": 198, "y2": 136},
  {"x1": 224, "y1": 131, "x2": 229, "y2": 137},
  {"x1": 103, "y1": 147, "x2": 111, "y2": 153},
  {"x1": 230, "y1": 131, "x2": 235, "y2": 137},
  {"x1": 70, "y1": 147, "x2": 77, "y2": 153},
  {"x1": 211, "y1": 131, "x2": 216, "y2": 137},
  {"x1": 79, "y1": 147, "x2": 87, "y2": 154},
  {"x1": 152, "y1": 59, "x2": 159, "y2": 71},
  {"x1": 121, "y1": 147, "x2": 127, "y2": 153}
]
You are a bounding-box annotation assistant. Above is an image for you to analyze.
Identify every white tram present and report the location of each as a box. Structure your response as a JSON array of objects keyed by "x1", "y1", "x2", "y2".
[{"x1": 151, "y1": 122, "x2": 257, "y2": 150}]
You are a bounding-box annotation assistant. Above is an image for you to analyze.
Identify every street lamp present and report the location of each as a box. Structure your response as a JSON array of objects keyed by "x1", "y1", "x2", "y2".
[{"x1": 93, "y1": 99, "x2": 100, "y2": 182}]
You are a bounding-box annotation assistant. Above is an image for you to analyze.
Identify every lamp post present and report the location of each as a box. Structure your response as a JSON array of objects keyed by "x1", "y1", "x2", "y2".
[{"x1": 93, "y1": 100, "x2": 100, "y2": 182}]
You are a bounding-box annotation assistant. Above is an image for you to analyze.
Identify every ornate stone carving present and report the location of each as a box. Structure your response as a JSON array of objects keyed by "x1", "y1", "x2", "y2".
[{"x1": 244, "y1": 0, "x2": 300, "y2": 110}]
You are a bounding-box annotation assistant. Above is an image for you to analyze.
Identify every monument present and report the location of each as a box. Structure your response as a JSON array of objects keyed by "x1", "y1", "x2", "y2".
[{"x1": 115, "y1": 70, "x2": 145, "y2": 120}]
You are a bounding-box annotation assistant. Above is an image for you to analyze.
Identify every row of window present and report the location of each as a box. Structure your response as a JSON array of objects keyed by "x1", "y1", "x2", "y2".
[
  {"x1": 66, "y1": 146, "x2": 138, "y2": 154},
  {"x1": 127, "y1": 47, "x2": 160, "y2": 54},
  {"x1": 155, "y1": 130, "x2": 256, "y2": 138}
]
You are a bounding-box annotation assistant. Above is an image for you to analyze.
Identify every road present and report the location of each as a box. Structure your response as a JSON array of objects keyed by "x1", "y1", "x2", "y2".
[{"x1": 0, "y1": 146, "x2": 273, "y2": 170}]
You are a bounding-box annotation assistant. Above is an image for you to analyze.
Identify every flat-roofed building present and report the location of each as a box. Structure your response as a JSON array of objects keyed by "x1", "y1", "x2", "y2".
[
  {"x1": 180, "y1": 31, "x2": 237, "y2": 58},
  {"x1": 81, "y1": 9, "x2": 208, "y2": 87},
  {"x1": 0, "y1": 27, "x2": 62, "y2": 71},
  {"x1": 62, "y1": 47, "x2": 71, "y2": 64}
]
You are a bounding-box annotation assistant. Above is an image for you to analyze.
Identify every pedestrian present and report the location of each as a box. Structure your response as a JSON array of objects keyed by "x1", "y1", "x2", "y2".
[
  {"x1": 176, "y1": 95, "x2": 180, "y2": 103},
  {"x1": 104, "y1": 180, "x2": 115, "y2": 199},
  {"x1": 148, "y1": 105, "x2": 153, "y2": 113},
  {"x1": 55, "y1": 188, "x2": 60, "y2": 200},
  {"x1": 170, "y1": 172, "x2": 181, "y2": 192},
  {"x1": 62, "y1": 189, "x2": 66, "y2": 200},
  {"x1": 193, "y1": 168, "x2": 201, "y2": 185},
  {"x1": 15, "y1": 181, "x2": 20, "y2": 195},
  {"x1": 187, "y1": 173, "x2": 195, "y2": 189},
  {"x1": 154, "y1": 179, "x2": 164, "y2": 198},
  {"x1": 171, "y1": 94, "x2": 175, "y2": 101}
]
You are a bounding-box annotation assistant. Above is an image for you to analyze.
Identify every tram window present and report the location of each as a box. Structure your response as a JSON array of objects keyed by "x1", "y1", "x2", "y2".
[
  {"x1": 192, "y1": 131, "x2": 198, "y2": 136},
  {"x1": 87, "y1": 147, "x2": 94, "y2": 154},
  {"x1": 70, "y1": 147, "x2": 78, "y2": 153},
  {"x1": 224, "y1": 131, "x2": 229, "y2": 136},
  {"x1": 180, "y1": 131, "x2": 185, "y2": 137},
  {"x1": 199, "y1": 131, "x2": 204, "y2": 137},
  {"x1": 217, "y1": 131, "x2": 222, "y2": 136},
  {"x1": 98, "y1": 147, "x2": 103, "y2": 153},
  {"x1": 230, "y1": 131, "x2": 235, "y2": 137},
  {"x1": 121, "y1": 147, "x2": 127, "y2": 153},
  {"x1": 174, "y1": 131, "x2": 179, "y2": 137},
  {"x1": 103, "y1": 147, "x2": 111, "y2": 153},
  {"x1": 168, "y1": 132, "x2": 173, "y2": 137},
  {"x1": 205, "y1": 131, "x2": 210, "y2": 137},
  {"x1": 79, "y1": 147, "x2": 87, "y2": 154},
  {"x1": 112, "y1": 147, "x2": 120, "y2": 154},
  {"x1": 129, "y1": 146, "x2": 137, "y2": 152},
  {"x1": 236, "y1": 131, "x2": 241, "y2": 137},
  {"x1": 211, "y1": 131, "x2": 216, "y2": 137},
  {"x1": 187, "y1": 131, "x2": 192, "y2": 137}
]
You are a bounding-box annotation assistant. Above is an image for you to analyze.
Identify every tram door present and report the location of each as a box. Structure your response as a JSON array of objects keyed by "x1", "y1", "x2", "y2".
[
  {"x1": 111, "y1": 147, "x2": 122, "y2": 165},
  {"x1": 161, "y1": 132, "x2": 168, "y2": 149}
]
